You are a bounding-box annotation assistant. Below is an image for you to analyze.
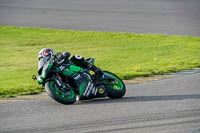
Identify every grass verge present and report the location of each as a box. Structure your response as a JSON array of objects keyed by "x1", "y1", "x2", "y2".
[{"x1": 0, "y1": 26, "x2": 200, "y2": 97}]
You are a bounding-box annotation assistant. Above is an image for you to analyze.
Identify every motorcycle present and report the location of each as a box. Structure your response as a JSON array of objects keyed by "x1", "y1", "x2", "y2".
[{"x1": 32, "y1": 55, "x2": 126, "y2": 104}]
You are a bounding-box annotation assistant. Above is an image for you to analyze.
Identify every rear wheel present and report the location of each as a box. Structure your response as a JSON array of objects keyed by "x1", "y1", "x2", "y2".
[
  {"x1": 103, "y1": 71, "x2": 126, "y2": 99},
  {"x1": 45, "y1": 81, "x2": 76, "y2": 104}
]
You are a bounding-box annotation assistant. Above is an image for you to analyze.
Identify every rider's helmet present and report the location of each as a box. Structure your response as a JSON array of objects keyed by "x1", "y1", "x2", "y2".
[
  {"x1": 38, "y1": 48, "x2": 54, "y2": 74},
  {"x1": 38, "y1": 48, "x2": 54, "y2": 60}
]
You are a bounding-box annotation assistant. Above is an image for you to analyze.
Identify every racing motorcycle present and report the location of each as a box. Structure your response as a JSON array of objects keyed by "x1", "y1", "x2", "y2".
[{"x1": 32, "y1": 55, "x2": 126, "y2": 104}]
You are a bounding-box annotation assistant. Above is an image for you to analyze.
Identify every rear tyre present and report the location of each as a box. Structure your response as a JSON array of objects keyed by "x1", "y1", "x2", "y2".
[
  {"x1": 103, "y1": 71, "x2": 126, "y2": 99},
  {"x1": 45, "y1": 81, "x2": 76, "y2": 104}
]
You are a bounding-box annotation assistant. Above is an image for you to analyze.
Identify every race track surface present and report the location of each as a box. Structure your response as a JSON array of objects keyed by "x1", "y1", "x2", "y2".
[
  {"x1": 0, "y1": 0, "x2": 200, "y2": 36},
  {"x1": 1, "y1": 72, "x2": 200, "y2": 133}
]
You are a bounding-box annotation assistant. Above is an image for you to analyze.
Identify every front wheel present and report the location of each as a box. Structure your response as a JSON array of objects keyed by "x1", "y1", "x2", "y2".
[
  {"x1": 103, "y1": 71, "x2": 126, "y2": 99},
  {"x1": 45, "y1": 81, "x2": 76, "y2": 104}
]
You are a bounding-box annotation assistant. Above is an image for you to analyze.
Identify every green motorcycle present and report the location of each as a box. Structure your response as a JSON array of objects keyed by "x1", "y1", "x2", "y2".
[{"x1": 33, "y1": 55, "x2": 126, "y2": 104}]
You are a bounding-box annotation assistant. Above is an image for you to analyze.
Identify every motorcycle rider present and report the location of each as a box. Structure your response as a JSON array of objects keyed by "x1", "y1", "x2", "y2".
[{"x1": 37, "y1": 48, "x2": 104, "y2": 85}]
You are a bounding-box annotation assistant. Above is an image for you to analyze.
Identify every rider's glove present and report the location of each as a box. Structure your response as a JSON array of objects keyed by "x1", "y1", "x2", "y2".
[
  {"x1": 37, "y1": 75, "x2": 44, "y2": 84},
  {"x1": 63, "y1": 52, "x2": 71, "y2": 59}
]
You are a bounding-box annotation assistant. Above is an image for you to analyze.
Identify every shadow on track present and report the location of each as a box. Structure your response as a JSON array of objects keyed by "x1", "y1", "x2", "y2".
[{"x1": 79, "y1": 94, "x2": 200, "y2": 105}]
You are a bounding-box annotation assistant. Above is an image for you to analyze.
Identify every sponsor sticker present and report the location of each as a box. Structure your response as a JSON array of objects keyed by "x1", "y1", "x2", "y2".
[{"x1": 98, "y1": 88, "x2": 104, "y2": 94}]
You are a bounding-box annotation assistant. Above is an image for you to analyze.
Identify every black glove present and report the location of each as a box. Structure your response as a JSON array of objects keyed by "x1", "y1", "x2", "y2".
[{"x1": 63, "y1": 52, "x2": 71, "y2": 59}]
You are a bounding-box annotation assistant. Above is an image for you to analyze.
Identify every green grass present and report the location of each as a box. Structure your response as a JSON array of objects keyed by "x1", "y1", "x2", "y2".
[{"x1": 0, "y1": 26, "x2": 200, "y2": 97}]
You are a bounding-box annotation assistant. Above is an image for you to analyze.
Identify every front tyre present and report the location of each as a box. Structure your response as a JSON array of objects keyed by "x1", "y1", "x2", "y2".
[
  {"x1": 45, "y1": 81, "x2": 76, "y2": 104},
  {"x1": 103, "y1": 71, "x2": 126, "y2": 99}
]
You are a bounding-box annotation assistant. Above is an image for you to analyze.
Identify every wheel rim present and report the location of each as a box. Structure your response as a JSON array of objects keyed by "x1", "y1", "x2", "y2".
[
  {"x1": 105, "y1": 72, "x2": 124, "y2": 90},
  {"x1": 50, "y1": 81, "x2": 75, "y2": 99}
]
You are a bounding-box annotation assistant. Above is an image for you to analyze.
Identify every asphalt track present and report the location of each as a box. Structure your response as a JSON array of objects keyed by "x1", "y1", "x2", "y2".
[
  {"x1": 1, "y1": 0, "x2": 200, "y2": 133},
  {"x1": 0, "y1": 0, "x2": 200, "y2": 36},
  {"x1": 1, "y1": 71, "x2": 200, "y2": 133}
]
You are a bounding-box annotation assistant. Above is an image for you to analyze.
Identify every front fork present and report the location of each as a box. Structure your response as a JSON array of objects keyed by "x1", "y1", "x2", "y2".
[{"x1": 54, "y1": 73, "x2": 71, "y2": 91}]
